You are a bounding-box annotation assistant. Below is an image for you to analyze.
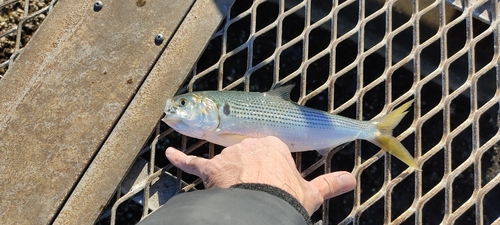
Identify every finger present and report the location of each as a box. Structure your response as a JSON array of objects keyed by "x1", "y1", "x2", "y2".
[
  {"x1": 165, "y1": 147, "x2": 209, "y2": 180},
  {"x1": 310, "y1": 171, "x2": 356, "y2": 199}
]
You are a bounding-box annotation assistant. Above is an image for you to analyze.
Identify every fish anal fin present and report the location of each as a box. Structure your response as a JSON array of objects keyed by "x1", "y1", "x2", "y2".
[{"x1": 265, "y1": 84, "x2": 295, "y2": 100}]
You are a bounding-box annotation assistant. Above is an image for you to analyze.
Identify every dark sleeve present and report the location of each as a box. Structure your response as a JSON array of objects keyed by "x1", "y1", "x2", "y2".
[{"x1": 138, "y1": 184, "x2": 311, "y2": 225}]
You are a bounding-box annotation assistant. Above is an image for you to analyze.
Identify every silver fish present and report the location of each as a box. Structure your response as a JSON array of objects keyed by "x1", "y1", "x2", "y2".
[{"x1": 162, "y1": 85, "x2": 418, "y2": 169}]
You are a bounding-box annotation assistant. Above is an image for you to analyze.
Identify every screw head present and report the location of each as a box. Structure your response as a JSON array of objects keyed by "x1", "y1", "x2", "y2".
[
  {"x1": 94, "y1": 1, "x2": 103, "y2": 12},
  {"x1": 154, "y1": 34, "x2": 164, "y2": 46}
]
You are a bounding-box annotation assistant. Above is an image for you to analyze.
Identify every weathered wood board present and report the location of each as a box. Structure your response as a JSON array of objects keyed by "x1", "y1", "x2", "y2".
[{"x1": 0, "y1": 0, "x2": 234, "y2": 224}]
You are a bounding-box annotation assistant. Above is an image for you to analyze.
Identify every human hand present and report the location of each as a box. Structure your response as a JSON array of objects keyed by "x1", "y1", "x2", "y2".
[{"x1": 165, "y1": 136, "x2": 356, "y2": 215}]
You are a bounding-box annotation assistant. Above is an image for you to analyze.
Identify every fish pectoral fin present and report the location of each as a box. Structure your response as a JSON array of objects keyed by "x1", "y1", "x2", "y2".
[{"x1": 316, "y1": 148, "x2": 332, "y2": 156}]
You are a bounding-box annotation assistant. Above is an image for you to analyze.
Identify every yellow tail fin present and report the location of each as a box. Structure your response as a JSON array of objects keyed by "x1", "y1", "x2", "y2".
[{"x1": 372, "y1": 101, "x2": 419, "y2": 169}]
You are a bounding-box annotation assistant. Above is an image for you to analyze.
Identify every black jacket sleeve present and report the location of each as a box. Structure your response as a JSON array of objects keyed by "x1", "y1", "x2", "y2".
[{"x1": 138, "y1": 184, "x2": 312, "y2": 225}]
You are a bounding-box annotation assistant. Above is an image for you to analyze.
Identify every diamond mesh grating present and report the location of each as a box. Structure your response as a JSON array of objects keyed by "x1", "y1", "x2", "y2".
[
  {"x1": 106, "y1": 0, "x2": 499, "y2": 224},
  {"x1": 99, "y1": 0, "x2": 500, "y2": 224}
]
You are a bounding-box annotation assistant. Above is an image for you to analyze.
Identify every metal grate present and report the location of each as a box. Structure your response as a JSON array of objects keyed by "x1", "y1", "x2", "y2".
[
  {"x1": 97, "y1": 0, "x2": 500, "y2": 224},
  {"x1": 0, "y1": 0, "x2": 57, "y2": 78},
  {"x1": 3, "y1": 0, "x2": 498, "y2": 224},
  {"x1": 100, "y1": 0, "x2": 500, "y2": 224}
]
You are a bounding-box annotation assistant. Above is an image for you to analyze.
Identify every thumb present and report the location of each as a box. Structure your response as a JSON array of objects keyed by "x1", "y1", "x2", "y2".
[
  {"x1": 310, "y1": 171, "x2": 356, "y2": 199},
  {"x1": 165, "y1": 147, "x2": 208, "y2": 180}
]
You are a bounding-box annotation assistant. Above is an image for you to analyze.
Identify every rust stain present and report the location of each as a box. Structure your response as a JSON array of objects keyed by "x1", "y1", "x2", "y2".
[{"x1": 136, "y1": 0, "x2": 146, "y2": 7}]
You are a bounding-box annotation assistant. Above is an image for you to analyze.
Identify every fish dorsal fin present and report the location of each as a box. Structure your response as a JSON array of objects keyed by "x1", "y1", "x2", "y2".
[{"x1": 265, "y1": 84, "x2": 295, "y2": 100}]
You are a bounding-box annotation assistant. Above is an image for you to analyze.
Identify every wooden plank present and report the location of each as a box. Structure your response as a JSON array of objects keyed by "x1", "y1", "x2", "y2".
[
  {"x1": 53, "y1": 0, "x2": 236, "y2": 223},
  {"x1": 0, "y1": 0, "x2": 195, "y2": 224}
]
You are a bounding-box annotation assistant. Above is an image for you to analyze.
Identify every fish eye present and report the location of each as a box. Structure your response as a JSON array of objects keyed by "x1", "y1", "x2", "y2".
[{"x1": 179, "y1": 98, "x2": 188, "y2": 107}]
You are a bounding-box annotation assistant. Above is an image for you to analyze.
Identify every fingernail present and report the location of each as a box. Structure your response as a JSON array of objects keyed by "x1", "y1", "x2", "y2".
[
  {"x1": 165, "y1": 147, "x2": 175, "y2": 157},
  {"x1": 337, "y1": 173, "x2": 356, "y2": 191}
]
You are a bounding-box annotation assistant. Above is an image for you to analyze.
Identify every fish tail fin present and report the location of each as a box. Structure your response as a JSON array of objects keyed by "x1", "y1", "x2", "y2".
[{"x1": 371, "y1": 101, "x2": 419, "y2": 169}]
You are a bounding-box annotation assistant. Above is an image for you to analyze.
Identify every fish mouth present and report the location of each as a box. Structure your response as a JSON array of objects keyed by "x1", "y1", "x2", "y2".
[
  {"x1": 164, "y1": 99, "x2": 176, "y2": 114},
  {"x1": 162, "y1": 99, "x2": 180, "y2": 124},
  {"x1": 161, "y1": 116, "x2": 180, "y2": 124},
  {"x1": 162, "y1": 111, "x2": 182, "y2": 124}
]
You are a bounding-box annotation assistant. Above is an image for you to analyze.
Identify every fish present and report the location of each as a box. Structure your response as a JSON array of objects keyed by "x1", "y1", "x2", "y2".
[{"x1": 162, "y1": 85, "x2": 418, "y2": 169}]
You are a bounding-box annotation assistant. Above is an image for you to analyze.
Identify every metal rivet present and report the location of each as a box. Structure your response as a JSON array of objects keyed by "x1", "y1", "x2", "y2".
[
  {"x1": 154, "y1": 34, "x2": 164, "y2": 46},
  {"x1": 94, "y1": 1, "x2": 103, "y2": 12}
]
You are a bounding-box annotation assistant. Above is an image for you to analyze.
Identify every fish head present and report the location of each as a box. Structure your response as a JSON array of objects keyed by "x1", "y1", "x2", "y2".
[{"x1": 162, "y1": 93, "x2": 219, "y2": 139}]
